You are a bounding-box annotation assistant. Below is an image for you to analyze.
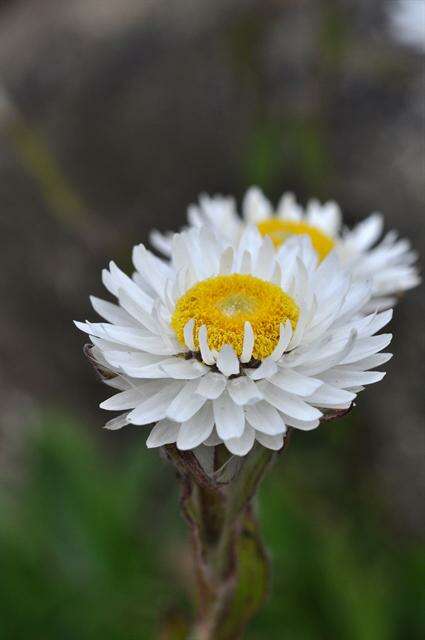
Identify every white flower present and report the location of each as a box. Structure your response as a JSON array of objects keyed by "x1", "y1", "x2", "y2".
[
  {"x1": 76, "y1": 226, "x2": 392, "y2": 457},
  {"x1": 151, "y1": 188, "x2": 420, "y2": 312},
  {"x1": 388, "y1": 0, "x2": 425, "y2": 53}
]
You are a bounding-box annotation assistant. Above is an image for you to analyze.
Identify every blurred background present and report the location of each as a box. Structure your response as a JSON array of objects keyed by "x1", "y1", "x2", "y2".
[{"x1": 0, "y1": 1, "x2": 424, "y2": 638}]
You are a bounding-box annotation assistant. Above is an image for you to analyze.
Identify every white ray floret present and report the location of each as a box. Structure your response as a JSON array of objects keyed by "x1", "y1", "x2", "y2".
[
  {"x1": 77, "y1": 225, "x2": 393, "y2": 458},
  {"x1": 151, "y1": 187, "x2": 419, "y2": 311}
]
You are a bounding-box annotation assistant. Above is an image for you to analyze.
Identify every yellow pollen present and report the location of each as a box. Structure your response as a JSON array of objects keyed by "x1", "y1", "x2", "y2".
[
  {"x1": 257, "y1": 219, "x2": 335, "y2": 261},
  {"x1": 171, "y1": 274, "x2": 299, "y2": 360}
]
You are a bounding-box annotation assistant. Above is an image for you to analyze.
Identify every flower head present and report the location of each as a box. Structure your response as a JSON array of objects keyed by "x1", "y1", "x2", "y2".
[
  {"x1": 76, "y1": 226, "x2": 392, "y2": 457},
  {"x1": 151, "y1": 187, "x2": 420, "y2": 312},
  {"x1": 171, "y1": 273, "x2": 299, "y2": 359}
]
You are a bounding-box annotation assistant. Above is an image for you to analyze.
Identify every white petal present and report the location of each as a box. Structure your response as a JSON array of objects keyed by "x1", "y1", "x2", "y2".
[
  {"x1": 166, "y1": 380, "x2": 207, "y2": 422},
  {"x1": 187, "y1": 203, "x2": 203, "y2": 227},
  {"x1": 213, "y1": 391, "x2": 245, "y2": 439},
  {"x1": 172, "y1": 234, "x2": 190, "y2": 273},
  {"x1": 245, "y1": 401, "x2": 286, "y2": 435},
  {"x1": 146, "y1": 419, "x2": 179, "y2": 447},
  {"x1": 314, "y1": 251, "x2": 345, "y2": 293},
  {"x1": 318, "y1": 368, "x2": 386, "y2": 388},
  {"x1": 196, "y1": 372, "x2": 227, "y2": 399},
  {"x1": 340, "y1": 334, "x2": 392, "y2": 365},
  {"x1": 225, "y1": 425, "x2": 255, "y2": 456},
  {"x1": 277, "y1": 192, "x2": 303, "y2": 220},
  {"x1": 104, "y1": 414, "x2": 129, "y2": 430},
  {"x1": 345, "y1": 213, "x2": 384, "y2": 251},
  {"x1": 306, "y1": 200, "x2": 341, "y2": 235},
  {"x1": 304, "y1": 384, "x2": 355, "y2": 409},
  {"x1": 259, "y1": 382, "x2": 323, "y2": 421},
  {"x1": 103, "y1": 374, "x2": 131, "y2": 391},
  {"x1": 116, "y1": 288, "x2": 160, "y2": 333},
  {"x1": 219, "y1": 246, "x2": 235, "y2": 274},
  {"x1": 270, "y1": 368, "x2": 322, "y2": 397},
  {"x1": 132, "y1": 244, "x2": 171, "y2": 300},
  {"x1": 279, "y1": 413, "x2": 320, "y2": 430},
  {"x1": 271, "y1": 261, "x2": 283, "y2": 285},
  {"x1": 241, "y1": 321, "x2": 254, "y2": 363},
  {"x1": 216, "y1": 345, "x2": 240, "y2": 377},
  {"x1": 235, "y1": 226, "x2": 263, "y2": 265},
  {"x1": 198, "y1": 226, "x2": 221, "y2": 276},
  {"x1": 246, "y1": 358, "x2": 278, "y2": 381},
  {"x1": 102, "y1": 268, "x2": 117, "y2": 296},
  {"x1": 227, "y1": 377, "x2": 262, "y2": 406},
  {"x1": 89, "y1": 334, "x2": 132, "y2": 353},
  {"x1": 176, "y1": 403, "x2": 214, "y2": 450},
  {"x1": 306, "y1": 200, "x2": 341, "y2": 237},
  {"x1": 184, "y1": 319, "x2": 196, "y2": 351},
  {"x1": 108, "y1": 261, "x2": 153, "y2": 311},
  {"x1": 198, "y1": 325, "x2": 216, "y2": 365},
  {"x1": 242, "y1": 187, "x2": 272, "y2": 223},
  {"x1": 240, "y1": 250, "x2": 252, "y2": 274},
  {"x1": 288, "y1": 306, "x2": 308, "y2": 351},
  {"x1": 270, "y1": 321, "x2": 292, "y2": 361},
  {"x1": 178, "y1": 228, "x2": 215, "y2": 280},
  {"x1": 255, "y1": 431, "x2": 285, "y2": 450},
  {"x1": 359, "y1": 309, "x2": 393, "y2": 337},
  {"x1": 337, "y1": 282, "x2": 372, "y2": 323},
  {"x1": 295, "y1": 330, "x2": 357, "y2": 376},
  {"x1": 127, "y1": 381, "x2": 184, "y2": 425},
  {"x1": 160, "y1": 358, "x2": 208, "y2": 379},
  {"x1": 149, "y1": 230, "x2": 173, "y2": 257},
  {"x1": 254, "y1": 236, "x2": 275, "y2": 280},
  {"x1": 100, "y1": 384, "x2": 159, "y2": 410},
  {"x1": 75, "y1": 322, "x2": 179, "y2": 355},
  {"x1": 90, "y1": 296, "x2": 135, "y2": 326},
  {"x1": 351, "y1": 352, "x2": 393, "y2": 371},
  {"x1": 103, "y1": 353, "x2": 172, "y2": 379}
]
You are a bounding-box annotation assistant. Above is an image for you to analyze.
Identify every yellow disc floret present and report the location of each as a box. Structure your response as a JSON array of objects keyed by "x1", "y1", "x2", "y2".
[
  {"x1": 171, "y1": 274, "x2": 299, "y2": 360},
  {"x1": 257, "y1": 219, "x2": 335, "y2": 261}
]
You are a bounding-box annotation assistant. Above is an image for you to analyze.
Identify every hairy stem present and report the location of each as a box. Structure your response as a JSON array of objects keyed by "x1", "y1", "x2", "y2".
[{"x1": 177, "y1": 445, "x2": 278, "y2": 640}]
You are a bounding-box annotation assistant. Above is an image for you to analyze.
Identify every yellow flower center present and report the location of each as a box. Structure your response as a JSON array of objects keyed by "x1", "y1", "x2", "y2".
[
  {"x1": 171, "y1": 274, "x2": 299, "y2": 360},
  {"x1": 257, "y1": 219, "x2": 335, "y2": 261}
]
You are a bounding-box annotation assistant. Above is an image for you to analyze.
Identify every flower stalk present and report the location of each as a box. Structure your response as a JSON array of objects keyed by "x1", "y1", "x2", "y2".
[{"x1": 165, "y1": 442, "x2": 284, "y2": 639}]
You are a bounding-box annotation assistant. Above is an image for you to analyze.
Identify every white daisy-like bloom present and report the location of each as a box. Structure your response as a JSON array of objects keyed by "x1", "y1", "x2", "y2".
[
  {"x1": 151, "y1": 188, "x2": 420, "y2": 312},
  {"x1": 76, "y1": 226, "x2": 393, "y2": 459}
]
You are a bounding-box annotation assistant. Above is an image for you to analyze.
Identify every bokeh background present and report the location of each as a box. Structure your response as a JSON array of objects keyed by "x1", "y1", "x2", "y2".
[{"x1": 0, "y1": 1, "x2": 424, "y2": 638}]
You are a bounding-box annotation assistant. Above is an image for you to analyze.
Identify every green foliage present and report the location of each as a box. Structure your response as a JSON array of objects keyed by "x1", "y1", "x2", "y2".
[
  {"x1": 0, "y1": 412, "x2": 423, "y2": 639},
  {"x1": 242, "y1": 117, "x2": 332, "y2": 196},
  {"x1": 0, "y1": 413, "x2": 188, "y2": 640},
  {"x1": 250, "y1": 424, "x2": 425, "y2": 640}
]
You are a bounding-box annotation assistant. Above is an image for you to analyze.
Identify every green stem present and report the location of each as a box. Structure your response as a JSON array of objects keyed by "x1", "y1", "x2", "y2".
[{"x1": 177, "y1": 445, "x2": 277, "y2": 640}]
